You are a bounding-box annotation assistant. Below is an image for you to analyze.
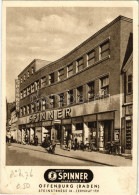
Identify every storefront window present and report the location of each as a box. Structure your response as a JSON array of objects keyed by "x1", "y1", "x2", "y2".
[
  {"x1": 76, "y1": 123, "x2": 83, "y2": 130},
  {"x1": 88, "y1": 122, "x2": 97, "y2": 146},
  {"x1": 126, "y1": 120, "x2": 132, "y2": 149}
]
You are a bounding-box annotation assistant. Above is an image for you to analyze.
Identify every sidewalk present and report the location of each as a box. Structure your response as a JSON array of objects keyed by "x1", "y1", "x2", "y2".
[{"x1": 10, "y1": 143, "x2": 132, "y2": 166}]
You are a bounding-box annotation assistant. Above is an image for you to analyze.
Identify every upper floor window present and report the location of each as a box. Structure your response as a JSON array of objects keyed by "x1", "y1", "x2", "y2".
[
  {"x1": 20, "y1": 107, "x2": 23, "y2": 117},
  {"x1": 87, "y1": 50, "x2": 95, "y2": 66},
  {"x1": 27, "y1": 86, "x2": 31, "y2": 95},
  {"x1": 49, "y1": 73, "x2": 54, "y2": 84},
  {"x1": 77, "y1": 86, "x2": 83, "y2": 103},
  {"x1": 31, "y1": 103, "x2": 35, "y2": 113},
  {"x1": 20, "y1": 91, "x2": 23, "y2": 99},
  {"x1": 31, "y1": 67, "x2": 34, "y2": 75},
  {"x1": 27, "y1": 71, "x2": 30, "y2": 78},
  {"x1": 24, "y1": 74, "x2": 26, "y2": 81},
  {"x1": 31, "y1": 83, "x2": 35, "y2": 93},
  {"x1": 41, "y1": 76, "x2": 46, "y2": 88},
  {"x1": 23, "y1": 89, "x2": 27, "y2": 98},
  {"x1": 100, "y1": 40, "x2": 110, "y2": 59},
  {"x1": 27, "y1": 105, "x2": 31, "y2": 115},
  {"x1": 21, "y1": 78, "x2": 22, "y2": 84},
  {"x1": 23, "y1": 106, "x2": 26, "y2": 116},
  {"x1": 49, "y1": 95, "x2": 55, "y2": 108},
  {"x1": 100, "y1": 75, "x2": 109, "y2": 96},
  {"x1": 35, "y1": 80, "x2": 40, "y2": 91},
  {"x1": 42, "y1": 98, "x2": 46, "y2": 111},
  {"x1": 127, "y1": 74, "x2": 132, "y2": 94},
  {"x1": 87, "y1": 81, "x2": 95, "y2": 100},
  {"x1": 59, "y1": 93, "x2": 64, "y2": 107},
  {"x1": 67, "y1": 63, "x2": 73, "y2": 77},
  {"x1": 67, "y1": 90, "x2": 74, "y2": 105},
  {"x1": 36, "y1": 100, "x2": 40, "y2": 111},
  {"x1": 76, "y1": 57, "x2": 84, "y2": 72},
  {"x1": 58, "y1": 68, "x2": 64, "y2": 81}
]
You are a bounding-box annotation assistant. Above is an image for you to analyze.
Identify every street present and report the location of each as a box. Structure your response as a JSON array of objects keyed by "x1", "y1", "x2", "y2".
[{"x1": 6, "y1": 144, "x2": 103, "y2": 166}]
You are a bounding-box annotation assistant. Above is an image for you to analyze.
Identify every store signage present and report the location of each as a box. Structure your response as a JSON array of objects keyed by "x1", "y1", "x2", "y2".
[
  {"x1": 15, "y1": 79, "x2": 20, "y2": 112},
  {"x1": 28, "y1": 108, "x2": 71, "y2": 123}
]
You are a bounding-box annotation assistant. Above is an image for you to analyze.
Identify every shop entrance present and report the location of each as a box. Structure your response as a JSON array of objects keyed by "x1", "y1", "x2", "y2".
[
  {"x1": 98, "y1": 120, "x2": 113, "y2": 150},
  {"x1": 63, "y1": 124, "x2": 72, "y2": 145},
  {"x1": 55, "y1": 125, "x2": 62, "y2": 142}
]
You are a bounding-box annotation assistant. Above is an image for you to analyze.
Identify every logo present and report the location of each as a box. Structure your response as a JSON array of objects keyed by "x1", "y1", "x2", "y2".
[
  {"x1": 48, "y1": 171, "x2": 57, "y2": 181},
  {"x1": 44, "y1": 169, "x2": 93, "y2": 183}
]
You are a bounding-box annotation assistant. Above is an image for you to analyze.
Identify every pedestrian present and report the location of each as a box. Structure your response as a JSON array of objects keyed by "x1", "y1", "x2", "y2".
[
  {"x1": 68, "y1": 134, "x2": 72, "y2": 151},
  {"x1": 35, "y1": 135, "x2": 38, "y2": 146},
  {"x1": 74, "y1": 138, "x2": 78, "y2": 150}
]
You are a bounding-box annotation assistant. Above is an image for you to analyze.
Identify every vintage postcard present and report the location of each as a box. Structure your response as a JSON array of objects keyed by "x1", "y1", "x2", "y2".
[{"x1": 0, "y1": 1, "x2": 138, "y2": 194}]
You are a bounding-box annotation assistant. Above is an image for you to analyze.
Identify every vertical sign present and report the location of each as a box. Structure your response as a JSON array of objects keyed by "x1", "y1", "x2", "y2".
[{"x1": 15, "y1": 79, "x2": 20, "y2": 112}]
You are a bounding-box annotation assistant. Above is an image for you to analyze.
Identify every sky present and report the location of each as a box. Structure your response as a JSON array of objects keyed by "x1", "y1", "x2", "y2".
[{"x1": 6, "y1": 7, "x2": 133, "y2": 102}]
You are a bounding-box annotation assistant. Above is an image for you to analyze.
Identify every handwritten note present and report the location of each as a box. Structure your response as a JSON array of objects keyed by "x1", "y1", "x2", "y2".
[{"x1": 10, "y1": 169, "x2": 33, "y2": 190}]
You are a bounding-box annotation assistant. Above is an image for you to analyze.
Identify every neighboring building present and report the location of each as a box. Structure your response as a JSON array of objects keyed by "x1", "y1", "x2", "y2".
[
  {"x1": 16, "y1": 15, "x2": 133, "y2": 152},
  {"x1": 10, "y1": 105, "x2": 18, "y2": 141},
  {"x1": 121, "y1": 53, "x2": 133, "y2": 154},
  {"x1": 6, "y1": 101, "x2": 15, "y2": 132}
]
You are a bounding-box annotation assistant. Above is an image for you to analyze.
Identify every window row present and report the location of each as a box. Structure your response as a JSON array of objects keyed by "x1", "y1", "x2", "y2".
[
  {"x1": 20, "y1": 67, "x2": 34, "y2": 84},
  {"x1": 20, "y1": 76, "x2": 109, "y2": 117},
  {"x1": 20, "y1": 39, "x2": 110, "y2": 86}
]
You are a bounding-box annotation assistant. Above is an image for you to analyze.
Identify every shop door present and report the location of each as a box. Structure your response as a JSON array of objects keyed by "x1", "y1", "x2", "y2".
[
  {"x1": 64, "y1": 125, "x2": 72, "y2": 145},
  {"x1": 55, "y1": 125, "x2": 61, "y2": 142},
  {"x1": 104, "y1": 120, "x2": 112, "y2": 146}
]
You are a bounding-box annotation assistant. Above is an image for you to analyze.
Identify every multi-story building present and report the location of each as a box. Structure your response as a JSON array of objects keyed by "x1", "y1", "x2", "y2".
[
  {"x1": 10, "y1": 105, "x2": 18, "y2": 141},
  {"x1": 16, "y1": 15, "x2": 133, "y2": 152}
]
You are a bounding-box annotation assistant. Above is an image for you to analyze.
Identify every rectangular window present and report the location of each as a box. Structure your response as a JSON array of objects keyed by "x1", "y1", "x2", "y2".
[
  {"x1": 58, "y1": 68, "x2": 64, "y2": 81},
  {"x1": 49, "y1": 73, "x2": 55, "y2": 84},
  {"x1": 67, "y1": 90, "x2": 74, "y2": 105},
  {"x1": 31, "y1": 104, "x2": 35, "y2": 113},
  {"x1": 36, "y1": 100, "x2": 40, "y2": 111},
  {"x1": 41, "y1": 76, "x2": 46, "y2": 88},
  {"x1": 88, "y1": 81, "x2": 95, "y2": 100},
  {"x1": 23, "y1": 106, "x2": 26, "y2": 116},
  {"x1": 23, "y1": 89, "x2": 27, "y2": 98},
  {"x1": 87, "y1": 50, "x2": 95, "y2": 66},
  {"x1": 24, "y1": 74, "x2": 26, "y2": 81},
  {"x1": 20, "y1": 107, "x2": 23, "y2": 117},
  {"x1": 27, "y1": 105, "x2": 31, "y2": 114},
  {"x1": 67, "y1": 63, "x2": 73, "y2": 77},
  {"x1": 100, "y1": 40, "x2": 110, "y2": 59},
  {"x1": 20, "y1": 78, "x2": 22, "y2": 84},
  {"x1": 35, "y1": 80, "x2": 40, "y2": 91},
  {"x1": 27, "y1": 71, "x2": 30, "y2": 78},
  {"x1": 77, "y1": 86, "x2": 83, "y2": 103},
  {"x1": 76, "y1": 123, "x2": 83, "y2": 130},
  {"x1": 20, "y1": 91, "x2": 23, "y2": 99},
  {"x1": 42, "y1": 98, "x2": 46, "y2": 111},
  {"x1": 31, "y1": 83, "x2": 35, "y2": 93},
  {"x1": 77, "y1": 57, "x2": 84, "y2": 72},
  {"x1": 127, "y1": 74, "x2": 132, "y2": 94},
  {"x1": 31, "y1": 67, "x2": 34, "y2": 75},
  {"x1": 100, "y1": 75, "x2": 109, "y2": 96},
  {"x1": 49, "y1": 95, "x2": 55, "y2": 108},
  {"x1": 59, "y1": 93, "x2": 64, "y2": 107},
  {"x1": 27, "y1": 86, "x2": 31, "y2": 95}
]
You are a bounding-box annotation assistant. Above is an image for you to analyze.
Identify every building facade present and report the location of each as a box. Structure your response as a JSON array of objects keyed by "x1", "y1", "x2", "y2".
[
  {"x1": 10, "y1": 106, "x2": 18, "y2": 141},
  {"x1": 16, "y1": 16, "x2": 133, "y2": 152}
]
